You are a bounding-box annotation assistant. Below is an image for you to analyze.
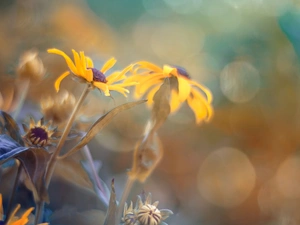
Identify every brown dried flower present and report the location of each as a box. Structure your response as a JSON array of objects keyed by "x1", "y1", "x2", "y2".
[
  {"x1": 16, "y1": 49, "x2": 45, "y2": 82},
  {"x1": 40, "y1": 90, "x2": 75, "y2": 125},
  {"x1": 23, "y1": 117, "x2": 56, "y2": 147}
]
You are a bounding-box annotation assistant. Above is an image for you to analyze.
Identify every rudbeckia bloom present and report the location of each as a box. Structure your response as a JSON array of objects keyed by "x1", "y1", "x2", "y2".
[
  {"x1": 0, "y1": 194, "x2": 48, "y2": 225},
  {"x1": 126, "y1": 62, "x2": 213, "y2": 124},
  {"x1": 47, "y1": 48, "x2": 136, "y2": 97}
]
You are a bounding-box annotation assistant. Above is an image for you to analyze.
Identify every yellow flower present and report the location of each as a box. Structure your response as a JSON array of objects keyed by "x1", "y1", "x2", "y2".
[
  {"x1": 126, "y1": 61, "x2": 213, "y2": 124},
  {"x1": 0, "y1": 194, "x2": 48, "y2": 225},
  {"x1": 47, "y1": 48, "x2": 136, "y2": 97}
]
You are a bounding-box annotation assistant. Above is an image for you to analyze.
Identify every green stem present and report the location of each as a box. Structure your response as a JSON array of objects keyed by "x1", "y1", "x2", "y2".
[
  {"x1": 116, "y1": 176, "x2": 135, "y2": 225},
  {"x1": 34, "y1": 85, "x2": 90, "y2": 225},
  {"x1": 4, "y1": 161, "x2": 22, "y2": 224}
]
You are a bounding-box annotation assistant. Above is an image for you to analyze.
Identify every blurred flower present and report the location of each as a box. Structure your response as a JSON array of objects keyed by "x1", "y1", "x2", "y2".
[
  {"x1": 22, "y1": 117, "x2": 56, "y2": 147},
  {"x1": 16, "y1": 49, "x2": 45, "y2": 83},
  {"x1": 40, "y1": 90, "x2": 75, "y2": 125},
  {"x1": 47, "y1": 48, "x2": 137, "y2": 96},
  {"x1": 127, "y1": 62, "x2": 213, "y2": 124},
  {"x1": 0, "y1": 194, "x2": 48, "y2": 225},
  {"x1": 122, "y1": 193, "x2": 173, "y2": 225}
]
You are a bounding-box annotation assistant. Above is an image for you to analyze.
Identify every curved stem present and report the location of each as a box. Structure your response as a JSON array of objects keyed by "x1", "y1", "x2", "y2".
[
  {"x1": 34, "y1": 85, "x2": 90, "y2": 225},
  {"x1": 4, "y1": 161, "x2": 22, "y2": 224},
  {"x1": 116, "y1": 176, "x2": 135, "y2": 225}
]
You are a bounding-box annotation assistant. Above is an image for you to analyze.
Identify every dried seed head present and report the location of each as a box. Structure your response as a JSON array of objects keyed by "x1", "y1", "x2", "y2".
[
  {"x1": 23, "y1": 117, "x2": 56, "y2": 147},
  {"x1": 40, "y1": 90, "x2": 75, "y2": 125},
  {"x1": 123, "y1": 193, "x2": 173, "y2": 225},
  {"x1": 17, "y1": 49, "x2": 45, "y2": 82}
]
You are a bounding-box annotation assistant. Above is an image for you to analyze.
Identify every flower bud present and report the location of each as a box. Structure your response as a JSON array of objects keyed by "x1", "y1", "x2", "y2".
[
  {"x1": 17, "y1": 49, "x2": 45, "y2": 82},
  {"x1": 40, "y1": 90, "x2": 75, "y2": 125}
]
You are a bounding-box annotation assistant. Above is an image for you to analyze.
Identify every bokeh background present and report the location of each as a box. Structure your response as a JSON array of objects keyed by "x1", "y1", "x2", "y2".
[{"x1": 1, "y1": 0, "x2": 300, "y2": 224}]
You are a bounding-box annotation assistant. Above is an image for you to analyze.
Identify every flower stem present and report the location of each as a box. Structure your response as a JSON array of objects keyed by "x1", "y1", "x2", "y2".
[
  {"x1": 12, "y1": 79, "x2": 30, "y2": 120},
  {"x1": 4, "y1": 161, "x2": 22, "y2": 224},
  {"x1": 34, "y1": 85, "x2": 90, "y2": 225},
  {"x1": 45, "y1": 85, "x2": 90, "y2": 186},
  {"x1": 116, "y1": 176, "x2": 135, "y2": 225}
]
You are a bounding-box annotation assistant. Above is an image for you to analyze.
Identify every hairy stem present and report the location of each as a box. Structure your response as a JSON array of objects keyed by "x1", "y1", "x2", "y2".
[
  {"x1": 34, "y1": 85, "x2": 90, "y2": 225},
  {"x1": 4, "y1": 161, "x2": 22, "y2": 224},
  {"x1": 116, "y1": 176, "x2": 135, "y2": 225}
]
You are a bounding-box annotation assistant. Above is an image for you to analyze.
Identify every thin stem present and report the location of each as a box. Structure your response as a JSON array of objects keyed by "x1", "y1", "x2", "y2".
[
  {"x1": 12, "y1": 79, "x2": 30, "y2": 120},
  {"x1": 116, "y1": 176, "x2": 135, "y2": 225},
  {"x1": 34, "y1": 85, "x2": 90, "y2": 225},
  {"x1": 4, "y1": 161, "x2": 22, "y2": 224},
  {"x1": 45, "y1": 85, "x2": 90, "y2": 187},
  {"x1": 82, "y1": 145, "x2": 109, "y2": 205}
]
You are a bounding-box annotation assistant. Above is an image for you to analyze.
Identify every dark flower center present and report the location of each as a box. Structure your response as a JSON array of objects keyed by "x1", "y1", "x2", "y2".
[
  {"x1": 29, "y1": 127, "x2": 48, "y2": 145},
  {"x1": 172, "y1": 65, "x2": 190, "y2": 79},
  {"x1": 90, "y1": 68, "x2": 107, "y2": 83}
]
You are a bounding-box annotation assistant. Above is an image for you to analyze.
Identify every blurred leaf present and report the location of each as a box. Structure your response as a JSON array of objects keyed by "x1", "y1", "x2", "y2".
[
  {"x1": 61, "y1": 100, "x2": 146, "y2": 159},
  {"x1": 54, "y1": 157, "x2": 94, "y2": 190},
  {"x1": 103, "y1": 179, "x2": 117, "y2": 225},
  {"x1": 50, "y1": 207, "x2": 106, "y2": 225},
  {"x1": 0, "y1": 134, "x2": 28, "y2": 163},
  {"x1": 18, "y1": 148, "x2": 51, "y2": 203},
  {"x1": 0, "y1": 111, "x2": 24, "y2": 145},
  {"x1": 151, "y1": 78, "x2": 171, "y2": 132}
]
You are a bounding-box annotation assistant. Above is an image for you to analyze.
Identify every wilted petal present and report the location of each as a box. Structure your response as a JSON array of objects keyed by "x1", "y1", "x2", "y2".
[{"x1": 54, "y1": 71, "x2": 70, "y2": 92}]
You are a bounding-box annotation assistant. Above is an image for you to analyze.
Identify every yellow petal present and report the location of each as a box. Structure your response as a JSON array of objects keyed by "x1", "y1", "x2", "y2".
[
  {"x1": 80, "y1": 51, "x2": 87, "y2": 70},
  {"x1": 170, "y1": 90, "x2": 182, "y2": 112},
  {"x1": 108, "y1": 85, "x2": 130, "y2": 97},
  {"x1": 54, "y1": 71, "x2": 70, "y2": 92},
  {"x1": 189, "y1": 80, "x2": 213, "y2": 103},
  {"x1": 85, "y1": 69, "x2": 93, "y2": 82},
  {"x1": 146, "y1": 84, "x2": 161, "y2": 106},
  {"x1": 138, "y1": 76, "x2": 163, "y2": 96},
  {"x1": 107, "y1": 64, "x2": 133, "y2": 84},
  {"x1": 177, "y1": 76, "x2": 191, "y2": 102},
  {"x1": 93, "y1": 82, "x2": 110, "y2": 96},
  {"x1": 47, "y1": 49, "x2": 78, "y2": 74},
  {"x1": 101, "y1": 57, "x2": 116, "y2": 74},
  {"x1": 86, "y1": 56, "x2": 94, "y2": 68},
  {"x1": 0, "y1": 194, "x2": 3, "y2": 220},
  {"x1": 189, "y1": 89, "x2": 213, "y2": 123},
  {"x1": 135, "y1": 61, "x2": 162, "y2": 72},
  {"x1": 6, "y1": 204, "x2": 21, "y2": 225},
  {"x1": 163, "y1": 65, "x2": 177, "y2": 77},
  {"x1": 72, "y1": 50, "x2": 84, "y2": 76}
]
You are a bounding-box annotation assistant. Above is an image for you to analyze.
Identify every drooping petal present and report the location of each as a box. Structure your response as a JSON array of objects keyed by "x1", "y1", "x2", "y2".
[
  {"x1": 187, "y1": 89, "x2": 213, "y2": 123},
  {"x1": 93, "y1": 82, "x2": 110, "y2": 96},
  {"x1": 135, "y1": 61, "x2": 162, "y2": 72},
  {"x1": 189, "y1": 80, "x2": 213, "y2": 103},
  {"x1": 72, "y1": 50, "x2": 84, "y2": 76},
  {"x1": 86, "y1": 56, "x2": 94, "y2": 68},
  {"x1": 54, "y1": 71, "x2": 70, "y2": 92},
  {"x1": 100, "y1": 57, "x2": 117, "y2": 74},
  {"x1": 108, "y1": 85, "x2": 130, "y2": 97},
  {"x1": 138, "y1": 77, "x2": 164, "y2": 97},
  {"x1": 47, "y1": 49, "x2": 78, "y2": 74},
  {"x1": 170, "y1": 90, "x2": 182, "y2": 112},
  {"x1": 177, "y1": 76, "x2": 191, "y2": 102},
  {"x1": 146, "y1": 84, "x2": 161, "y2": 106},
  {"x1": 106, "y1": 64, "x2": 133, "y2": 84}
]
